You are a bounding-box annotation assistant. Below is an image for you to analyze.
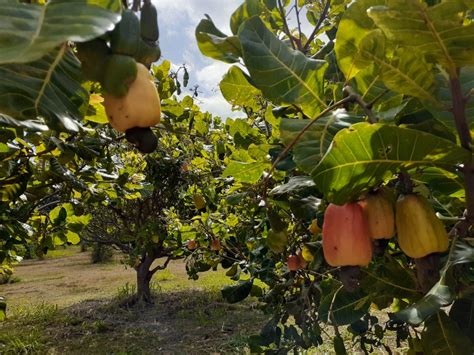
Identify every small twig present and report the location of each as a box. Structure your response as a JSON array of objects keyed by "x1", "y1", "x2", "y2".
[
  {"x1": 343, "y1": 86, "x2": 378, "y2": 124},
  {"x1": 149, "y1": 256, "x2": 177, "y2": 275},
  {"x1": 367, "y1": 88, "x2": 390, "y2": 108},
  {"x1": 302, "y1": 0, "x2": 331, "y2": 53},
  {"x1": 294, "y1": 0, "x2": 303, "y2": 51},
  {"x1": 277, "y1": 0, "x2": 297, "y2": 49},
  {"x1": 262, "y1": 96, "x2": 354, "y2": 202}
]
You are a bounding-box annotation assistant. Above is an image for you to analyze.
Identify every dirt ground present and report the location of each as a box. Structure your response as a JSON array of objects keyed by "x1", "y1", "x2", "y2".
[{"x1": 0, "y1": 250, "x2": 268, "y2": 354}]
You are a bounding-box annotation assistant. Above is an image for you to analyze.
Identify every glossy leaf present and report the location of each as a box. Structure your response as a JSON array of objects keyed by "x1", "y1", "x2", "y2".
[
  {"x1": 313, "y1": 123, "x2": 470, "y2": 204},
  {"x1": 269, "y1": 176, "x2": 318, "y2": 198},
  {"x1": 394, "y1": 239, "x2": 474, "y2": 325},
  {"x1": 279, "y1": 109, "x2": 362, "y2": 174},
  {"x1": 195, "y1": 15, "x2": 241, "y2": 63},
  {"x1": 0, "y1": 48, "x2": 88, "y2": 132},
  {"x1": 238, "y1": 16, "x2": 327, "y2": 117},
  {"x1": 356, "y1": 31, "x2": 440, "y2": 107},
  {"x1": 319, "y1": 288, "x2": 370, "y2": 326},
  {"x1": 335, "y1": 0, "x2": 385, "y2": 80},
  {"x1": 230, "y1": 0, "x2": 264, "y2": 35},
  {"x1": 368, "y1": 0, "x2": 474, "y2": 72},
  {"x1": 0, "y1": 0, "x2": 121, "y2": 64},
  {"x1": 221, "y1": 279, "x2": 253, "y2": 303},
  {"x1": 0, "y1": 114, "x2": 48, "y2": 132}
]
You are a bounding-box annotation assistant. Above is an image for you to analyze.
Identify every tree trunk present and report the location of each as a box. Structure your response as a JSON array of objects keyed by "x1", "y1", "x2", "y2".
[{"x1": 135, "y1": 255, "x2": 155, "y2": 304}]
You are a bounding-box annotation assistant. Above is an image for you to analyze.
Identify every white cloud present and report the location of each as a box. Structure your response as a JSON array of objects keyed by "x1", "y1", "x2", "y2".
[
  {"x1": 195, "y1": 61, "x2": 231, "y2": 92},
  {"x1": 150, "y1": 1, "x2": 319, "y2": 120},
  {"x1": 153, "y1": 0, "x2": 241, "y2": 33},
  {"x1": 197, "y1": 94, "x2": 241, "y2": 120}
]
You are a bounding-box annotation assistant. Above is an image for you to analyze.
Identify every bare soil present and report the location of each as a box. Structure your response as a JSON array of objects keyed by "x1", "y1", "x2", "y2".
[{"x1": 0, "y1": 249, "x2": 267, "y2": 354}]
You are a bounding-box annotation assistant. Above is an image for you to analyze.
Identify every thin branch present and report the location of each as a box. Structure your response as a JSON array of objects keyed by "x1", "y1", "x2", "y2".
[
  {"x1": 343, "y1": 86, "x2": 378, "y2": 124},
  {"x1": 302, "y1": 0, "x2": 331, "y2": 53},
  {"x1": 149, "y1": 256, "x2": 181, "y2": 275},
  {"x1": 294, "y1": 0, "x2": 303, "y2": 50},
  {"x1": 262, "y1": 96, "x2": 354, "y2": 201},
  {"x1": 277, "y1": 0, "x2": 297, "y2": 50}
]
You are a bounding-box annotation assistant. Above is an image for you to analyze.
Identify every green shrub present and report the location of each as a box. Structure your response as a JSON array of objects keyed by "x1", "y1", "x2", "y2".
[{"x1": 90, "y1": 243, "x2": 113, "y2": 264}]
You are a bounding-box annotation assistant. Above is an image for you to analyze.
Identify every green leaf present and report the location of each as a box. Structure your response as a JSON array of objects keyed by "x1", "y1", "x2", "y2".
[
  {"x1": 450, "y1": 298, "x2": 474, "y2": 343},
  {"x1": 0, "y1": 296, "x2": 6, "y2": 321},
  {"x1": 0, "y1": 0, "x2": 121, "y2": 64},
  {"x1": 334, "y1": 335, "x2": 347, "y2": 355},
  {"x1": 238, "y1": 16, "x2": 327, "y2": 117},
  {"x1": 230, "y1": 0, "x2": 264, "y2": 35},
  {"x1": 280, "y1": 109, "x2": 362, "y2": 173},
  {"x1": 220, "y1": 66, "x2": 261, "y2": 107},
  {"x1": 367, "y1": 0, "x2": 474, "y2": 71},
  {"x1": 319, "y1": 288, "x2": 370, "y2": 326},
  {"x1": 0, "y1": 48, "x2": 88, "y2": 132},
  {"x1": 421, "y1": 312, "x2": 474, "y2": 355},
  {"x1": 269, "y1": 176, "x2": 318, "y2": 198},
  {"x1": 335, "y1": 0, "x2": 385, "y2": 80},
  {"x1": 222, "y1": 160, "x2": 270, "y2": 184},
  {"x1": 66, "y1": 231, "x2": 80, "y2": 245},
  {"x1": 0, "y1": 114, "x2": 48, "y2": 132},
  {"x1": 221, "y1": 279, "x2": 253, "y2": 303},
  {"x1": 313, "y1": 123, "x2": 470, "y2": 204},
  {"x1": 355, "y1": 31, "x2": 441, "y2": 107},
  {"x1": 353, "y1": 64, "x2": 406, "y2": 121},
  {"x1": 195, "y1": 15, "x2": 241, "y2": 63},
  {"x1": 84, "y1": 99, "x2": 108, "y2": 124},
  {"x1": 412, "y1": 167, "x2": 464, "y2": 198},
  {"x1": 0, "y1": 165, "x2": 30, "y2": 202},
  {"x1": 394, "y1": 239, "x2": 474, "y2": 325},
  {"x1": 429, "y1": 67, "x2": 474, "y2": 130}
]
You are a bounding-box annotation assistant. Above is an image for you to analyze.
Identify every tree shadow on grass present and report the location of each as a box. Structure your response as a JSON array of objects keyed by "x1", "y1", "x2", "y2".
[{"x1": 0, "y1": 288, "x2": 268, "y2": 354}]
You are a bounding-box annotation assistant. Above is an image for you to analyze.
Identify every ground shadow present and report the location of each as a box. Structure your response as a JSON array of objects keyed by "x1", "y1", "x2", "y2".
[{"x1": 0, "y1": 288, "x2": 267, "y2": 354}]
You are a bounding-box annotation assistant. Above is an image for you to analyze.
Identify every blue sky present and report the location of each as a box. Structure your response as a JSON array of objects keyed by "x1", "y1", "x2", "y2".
[{"x1": 153, "y1": 0, "x2": 243, "y2": 118}]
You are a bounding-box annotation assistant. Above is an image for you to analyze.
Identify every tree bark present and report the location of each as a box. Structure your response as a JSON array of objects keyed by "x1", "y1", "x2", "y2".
[{"x1": 135, "y1": 255, "x2": 155, "y2": 304}]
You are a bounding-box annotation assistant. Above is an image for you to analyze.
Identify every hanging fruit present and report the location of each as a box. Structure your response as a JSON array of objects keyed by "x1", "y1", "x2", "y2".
[
  {"x1": 359, "y1": 189, "x2": 395, "y2": 240},
  {"x1": 322, "y1": 203, "x2": 372, "y2": 266},
  {"x1": 110, "y1": 10, "x2": 141, "y2": 56},
  {"x1": 103, "y1": 62, "x2": 160, "y2": 132},
  {"x1": 287, "y1": 254, "x2": 301, "y2": 271},
  {"x1": 140, "y1": 0, "x2": 159, "y2": 43},
  {"x1": 395, "y1": 194, "x2": 449, "y2": 258}
]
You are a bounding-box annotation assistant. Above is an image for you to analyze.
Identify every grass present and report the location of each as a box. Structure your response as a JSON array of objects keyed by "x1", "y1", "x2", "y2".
[
  {"x1": 0, "y1": 248, "x2": 405, "y2": 354},
  {"x1": 0, "y1": 248, "x2": 268, "y2": 354},
  {"x1": 43, "y1": 245, "x2": 83, "y2": 259}
]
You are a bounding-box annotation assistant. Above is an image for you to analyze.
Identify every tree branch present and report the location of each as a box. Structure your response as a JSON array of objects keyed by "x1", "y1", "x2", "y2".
[
  {"x1": 294, "y1": 0, "x2": 303, "y2": 50},
  {"x1": 302, "y1": 0, "x2": 331, "y2": 53},
  {"x1": 449, "y1": 71, "x2": 474, "y2": 227},
  {"x1": 262, "y1": 95, "x2": 354, "y2": 201},
  {"x1": 277, "y1": 0, "x2": 297, "y2": 50},
  {"x1": 149, "y1": 256, "x2": 180, "y2": 275},
  {"x1": 343, "y1": 86, "x2": 378, "y2": 124}
]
